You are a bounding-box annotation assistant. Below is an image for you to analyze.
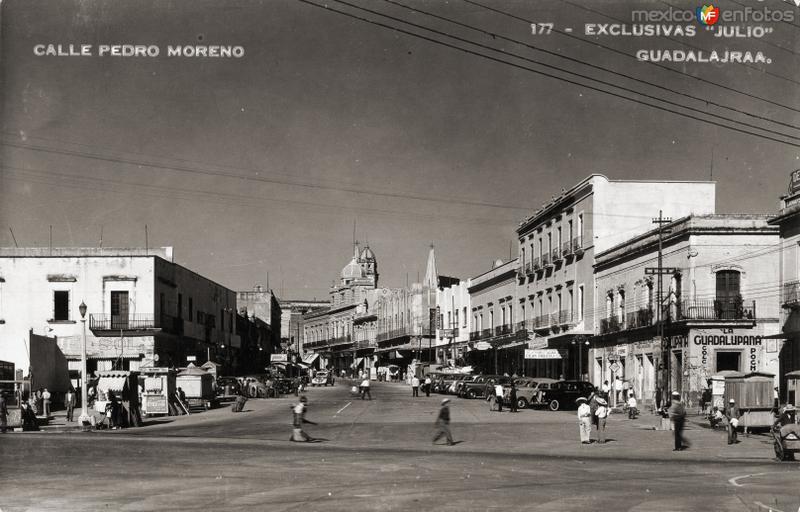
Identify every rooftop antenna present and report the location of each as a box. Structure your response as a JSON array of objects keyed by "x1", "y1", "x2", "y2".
[
  {"x1": 145, "y1": 225, "x2": 149, "y2": 255},
  {"x1": 8, "y1": 227, "x2": 18, "y2": 247},
  {"x1": 709, "y1": 145, "x2": 715, "y2": 181},
  {"x1": 99, "y1": 225, "x2": 103, "y2": 248},
  {"x1": 49, "y1": 225, "x2": 52, "y2": 255},
  {"x1": 266, "y1": 272, "x2": 270, "y2": 291},
  {"x1": 352, "y1": 218, "x2": 356, "y2": 246}
]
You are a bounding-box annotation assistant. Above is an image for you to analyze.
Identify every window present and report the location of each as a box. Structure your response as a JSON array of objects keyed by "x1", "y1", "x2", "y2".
[
  {"x1": 177, "y1": 294, "x2": 183, "y2": 319},
  {"x1": 53, "y1": 291, "x2": 69, "y2": 321},
  {"x1": 557, "y1": 226, "x2": 562, "y2": 251},
  {"x1": 618, "y1": 290, "x2": 625, "y2": 323},
  {"x1": 509, "y1": 305, "x2": 513, "y2": 326},
  {"x1": 716, "y1": 351, "x2": 741, "y2": 372},
  {"x1": 110, "y1": 291, "x2": 129, "y2": 329},
  {"x1": 577, "y1": 213, "x2": 584, "y2": 242},
  {"x1": 521, "y1": 303, "x2": 526, "y2": 322},
  {"x1": 489, "y1": 310, "x2": 494, "y2": 329},
  {"x1": 463, "y1": 307, "x2": 467, "y2": 328},
  {"x1": 568, "y1": 219, "x2": 573, "y2": 244},
  {"x1": 521, "y1": 246, "x2": 526, "y2": 266},
  {"x1": 716, "y1": 270, "x2": 739, "y2": 302},
  {"x1": 568, "y1": 288, "x2": 574, "y2": 319},
  {"x1": 188, "y1": 297, "x2": 193, "y2": 320},
  {"x1": 577, "y1": 285, "x2": 584, "y2": 321}
]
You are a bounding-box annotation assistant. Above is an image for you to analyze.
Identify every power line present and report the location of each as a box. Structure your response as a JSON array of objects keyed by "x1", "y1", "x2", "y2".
[
  {"x1": 333, "y1": 0, "x2": 800, "y2": 141},
  {"x1": 462, "y1": 0, "x2": 800, "y2": 113},
  {"x1": 0, "y1": 139, "x2": 531, "y2": 212},
  {"x1": 381, "y1": 0, "x2": 800, "y2": 132},
  {"x1": 297, "y1": 0, "x2": 800, "y2": 148}
]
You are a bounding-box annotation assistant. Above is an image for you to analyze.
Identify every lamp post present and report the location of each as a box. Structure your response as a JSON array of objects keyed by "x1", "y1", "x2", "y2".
[
  {"x1": 78, "y1": 301, "x2": 90, "y2": 425},
  {"x1": 572, "y1": 335, "x2": 589, "y2": 380}
]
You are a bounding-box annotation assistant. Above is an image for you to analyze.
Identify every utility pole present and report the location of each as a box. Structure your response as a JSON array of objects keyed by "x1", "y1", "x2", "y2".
[{"x1": 646, "y1": 211, "x2": 674, "y2": 401}]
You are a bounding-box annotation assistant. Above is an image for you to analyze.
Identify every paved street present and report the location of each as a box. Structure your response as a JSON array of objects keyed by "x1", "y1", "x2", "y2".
[{"x1": 2, "y1": 381, "x2": 799, "y2": 511}]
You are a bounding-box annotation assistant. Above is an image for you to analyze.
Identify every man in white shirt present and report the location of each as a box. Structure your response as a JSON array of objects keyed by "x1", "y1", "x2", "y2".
[
  {"x1": 424, "y1": 376, "x2": 432, "y2": 397},
  {"x1": 360, "y1": 377, "x2": 371, "y2": 400},
  {"x1": 494, "y1": 383, "x2": 505, "y2": 412},
  {"x1": 411, "y1": 376, "x2": 420, "y2": 397},
  {"x1": 577, "y1": 397, "x2": 592, "y2": 444}
]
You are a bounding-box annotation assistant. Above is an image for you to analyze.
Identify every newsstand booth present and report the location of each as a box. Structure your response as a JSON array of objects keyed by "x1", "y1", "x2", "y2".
[
  {"x1": 138, "y1": 367, "x2": 177, "y2": 417},
  {"x1": 176, "y1": 364, "x2": 217, "y2": 410},
  {"x1": 94, "y1": 370, "x2": 142, "y2": 428},
  {"x1": 724, "y1": 371, "x2": 776, "y2": 431}
]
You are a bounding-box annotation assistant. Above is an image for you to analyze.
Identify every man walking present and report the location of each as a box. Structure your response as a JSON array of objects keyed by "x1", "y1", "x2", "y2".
[
  {"x1": 576, "y1": 397, "x2": 592, "y2": 444},
  {"x1": 595, "y1": 397, "x2": 609, "y2": 443},
  {"x1": 494, "y1": 382, "x2": 504, "y2": 412},
  {"x1": 411, "y1": 375, "x2": 420, "y2": 397},
  {"x1": 669, "y1": 391, "x2": 688, "y2": 451},
  {"x1": 290, "y1": 396, "x2": 318, "y2": 442},
  {"x1": 360, "y1": 376, "x2": 372, "y2": 400},
  {"x1": 424, "y1": 375, "x2": 432, "y2": 397},
  {"x1": 64, "y1": 388, "x2": 76, "y2": 422},
  {"x1": 725, "y1": 398, "x2": 741, "y2": 445},
  {"x1": 432, "y1": 398, "x2": 455, "y2": 446},
  {"x1": 42, "y1": 388, "x2": 51, "y2": 417}
]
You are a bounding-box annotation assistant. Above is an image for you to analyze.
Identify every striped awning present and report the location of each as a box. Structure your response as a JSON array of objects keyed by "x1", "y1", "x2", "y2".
[{"x1": 97, "y1": 377, "x2": 126, "y2": 393}]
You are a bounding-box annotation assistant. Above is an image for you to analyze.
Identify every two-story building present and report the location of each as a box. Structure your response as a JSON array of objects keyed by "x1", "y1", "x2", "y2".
[
  {"x1": 591, "y1": 214, "x2": 781, "y2": 406},
  {"x1": 435, "y1": 279, "x2": 470, "y2": 366},
  {"x1": 515, "y1": 174, "x2": 716, "y2": 380},
  {"x1": 0, "y1": 247, "x2": 240, "y2": 380}
]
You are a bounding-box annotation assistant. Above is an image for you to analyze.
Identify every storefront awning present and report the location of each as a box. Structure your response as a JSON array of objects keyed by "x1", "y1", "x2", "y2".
[
  {"x1": 547, "y1": 330, "x2": 594, "y2": 346},
  {"x1": 498, "y1": 341, "x2": 526, "y2": 351},
  {"x1": 302, "y1": 353, "x2": 320, "y2": 365},
  {"x1": 762, "y1": 331, "x2": 800, "y2": 339}
]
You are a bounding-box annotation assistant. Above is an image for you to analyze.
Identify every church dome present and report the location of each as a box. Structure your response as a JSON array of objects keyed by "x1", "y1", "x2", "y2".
[
  {"x1": 341, "y1": 258, "x2": 365, "y2": 279},
  {"x1": 360, "y1": 246, "x2": 376, "y2": 260}
]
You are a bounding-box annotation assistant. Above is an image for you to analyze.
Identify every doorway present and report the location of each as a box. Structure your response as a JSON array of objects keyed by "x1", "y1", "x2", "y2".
[{"x1": 716, "y1": 351, "x2": 741, "y2": 372}]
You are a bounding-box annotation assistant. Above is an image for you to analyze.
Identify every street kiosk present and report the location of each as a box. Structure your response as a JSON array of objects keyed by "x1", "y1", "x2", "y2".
[
  {"x1": 176, "y1": 364, "x2": 217, "y2": 411},
  {"x1": 785, "y1": 370, "x2": 800, "y2": 408},
  {"x1": 138, "y1": 367, "x2": 178, "y2": 416},
  {"x1": 94, "y1": 370, "x2": 142, "y2": 428},
  {"x1": 725, "y1": 371, "x2": 775, "y2": 431}
]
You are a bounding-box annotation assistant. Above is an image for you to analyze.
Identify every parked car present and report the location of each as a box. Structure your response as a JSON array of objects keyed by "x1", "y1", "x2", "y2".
[
  {"x1": 538, "y1": 380, "x2": 596, "y2": 411},
  {"x1": 453, "y1": 375, "x2": 478, "y2": 397},
  {"x1": 240, "y1": 375, "x2": 271, "y2": 398},
  {"x1": 503, "y1": 377, "x2": 559, "y2": 410},
  {"x1": 433, "y1": 374, "x2": 461, "y2": 394},
  {"x1": 461, "y1": 375, "x2": 503, "y2": 399},
  {"x1": 311, "y1": 370, "x2": 334, "y2": 386},
  {"x1": 216, "y1": 376, "x2": 242, "y2": 396}
]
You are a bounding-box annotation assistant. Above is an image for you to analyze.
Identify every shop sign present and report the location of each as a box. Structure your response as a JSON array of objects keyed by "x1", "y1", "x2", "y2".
[
  {"x1": 609, "y1": 362, "x2": 621, "y2": 373},
  {"x1": 524, "y1": 349, "x2": 562, "y2": 359},
  {"x1": 145, "y1": 395, "x2": 168, "y2": 414},
  {"x1": 186, "y1": 355, "x2": 196, "y2": 362},
  {"x1": 475, "y1": 342, "x2": 492, "y2": 351},
  {"x1": 271, "y1": 353, "x2": 288, "y2": 362},
  {"x1": 528, "y1": 337, "x2": 548, "y2": 349},
  {"x1": 790, "y1": 169, "x2": 800, "y2": 195}
]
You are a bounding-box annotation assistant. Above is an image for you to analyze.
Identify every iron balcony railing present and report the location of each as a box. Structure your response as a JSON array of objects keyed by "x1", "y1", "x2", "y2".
[
  {"x1": 552, "y1": 247, "x2": 562, "y2": 263},
  {"x1": 624, "y1": 307, "x2": 654, "y2": 330},
  {"x1": 600, "y1": 316, "x2": 622, "y2": 334},
  {"x1": 328, "y1": 334, "x2": 352, "y2": 346},
  {"x1": 469, "y1": 331, "x2": 480, "y2": 341},
  {"x1": 783, "y1": 281, "x2": 800, "y2": 307},
  {"x1": 532, "y1": 257, "x2": 542, "y2": 271},
  {"x1": 554, "y1": 309, "x2": 573, "y2": 325},
  {"x1": 89, "y1": 314, "x2": 159, "y2": 331},
  {"x1": 676, "y1": 299, "x2": 756, "y2": 321},
  {"x1": 562, "y1": 240, "x2": 573, "y2": 257},
  {"x1": 494, "y1": 325, "x2": 513, "y2": 336},
  {"x1": 542, "y1": 252, "x2": 553, "y2": 267},
  {"x1": 532, "y1": 313, "x2": 552, "y2": 329},
  {"x1": 572, "y1": 236, "x2": 584, "y2": 253},
  {"x1": 376, "y1": 327, "x2": 410, "y2": 343}
]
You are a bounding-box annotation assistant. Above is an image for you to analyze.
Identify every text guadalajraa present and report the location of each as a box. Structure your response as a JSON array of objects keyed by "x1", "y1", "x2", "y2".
[
  {"x1": 33, "y1": 44, "x2": 245, "y2": 58},
  {"x1": 636, "y1": 49, "x2": 770, "y2": 64}
]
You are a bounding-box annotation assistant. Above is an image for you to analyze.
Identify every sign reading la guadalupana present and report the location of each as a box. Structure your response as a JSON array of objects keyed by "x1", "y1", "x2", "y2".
[{"x1": 33, "y1": 43, "x2": 245, "y2": 58}]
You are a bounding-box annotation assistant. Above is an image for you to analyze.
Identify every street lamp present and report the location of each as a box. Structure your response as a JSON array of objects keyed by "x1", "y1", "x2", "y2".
[
  {"x1": 78, "y1": 301, "x2": 90, "y2": 425},
  {"x1": 572, "y1": 336, "x2": 590, "y2": 380}
]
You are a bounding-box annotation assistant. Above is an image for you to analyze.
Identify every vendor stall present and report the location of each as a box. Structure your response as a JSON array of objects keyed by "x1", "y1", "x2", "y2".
[
  {"x1": 94, "y1": 371, "x2": 142, "y2": 428},
  {"x1": 709, "y1": 371, "x2": 744, "y2": 410},
  {"x1": 176, "y1": 364, "x2": 217, "y2": 411},
  {"x1": 138, "y1": 368, "x2": 177, "y2": 416},
  {"x1": 725, "y1": 371, "x2": 776, "y2": 431}
]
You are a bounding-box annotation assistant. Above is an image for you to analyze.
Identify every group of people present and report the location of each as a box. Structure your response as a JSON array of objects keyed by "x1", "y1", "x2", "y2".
[
  {"x1": 410, "y1": 375, "x2": 432, "y2": 397},
  {"x1": 576, "y1": 394, "x2": 610, "y2": 444},
  {"x1": 488, "y1": 381, "x2": 519, "y2": 413}
]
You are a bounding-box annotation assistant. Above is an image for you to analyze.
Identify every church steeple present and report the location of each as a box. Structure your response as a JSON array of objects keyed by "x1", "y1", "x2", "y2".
[{"x1": 423, "y1": 244, "x2": 438, "y2": 289}]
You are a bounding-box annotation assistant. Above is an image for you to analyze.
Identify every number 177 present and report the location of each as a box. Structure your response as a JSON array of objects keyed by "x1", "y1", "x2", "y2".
[{"x1": 531, "y1": 23, "x2": 553, "y2": 35}]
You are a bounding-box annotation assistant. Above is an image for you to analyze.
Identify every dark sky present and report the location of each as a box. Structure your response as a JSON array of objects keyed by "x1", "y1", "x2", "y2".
[{"x1": 1, "y1": 0, "x2": 798, "y2": 298}]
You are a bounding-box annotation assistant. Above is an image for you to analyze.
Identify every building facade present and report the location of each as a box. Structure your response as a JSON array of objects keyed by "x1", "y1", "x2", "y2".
[
  {"x1": 771, "y1": 170, "x2": 800, "y2": 403},
  {"x1": 591, "y1": 214, "x2": 781, "y2": 406},
  {"x1": 467, "y1": 259, "x2": 524, "y2": 375},
  {"x1": 515, "y1": 174, "x2": 716, "y2": 380},
  {"x1": 0, "y1": 247, "x2": 240, "y2": 378},
  {"x1": 435, "y1": 280, "x2": 470, "y2": 366}
]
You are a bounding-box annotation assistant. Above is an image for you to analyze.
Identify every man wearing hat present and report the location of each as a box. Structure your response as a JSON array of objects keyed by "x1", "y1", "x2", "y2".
[
  {"x1": 668, "y1": 391, "x2": 688, "y2": 451},
  {"x1": 595, "y1": 397, "x2": 609, "y2": 444},
  {"x1": 433, "y1": 398, "x2": 455, "y2": 446},
  {"x1": 724, "y1": 398, "x2": 741, "y2": 445},
  {"x1": 775, "y1": 404, "x2": 799, "y2": 439},
  {"x1": 576, "y1": 397, "x2": 592, "y2": 444}
]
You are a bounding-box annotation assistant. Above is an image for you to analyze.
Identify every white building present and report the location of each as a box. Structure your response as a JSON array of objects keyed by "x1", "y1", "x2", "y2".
[
  {"x1": 435, "y1": 279, "x2": 470, "y2": 366},
  {"x1": 0, "y1": 247, "x2": 239, "y2": 378}
]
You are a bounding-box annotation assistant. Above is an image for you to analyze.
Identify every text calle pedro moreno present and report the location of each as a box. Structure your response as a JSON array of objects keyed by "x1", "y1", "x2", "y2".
[{"x1": 33, "y1": 43, "x2": 245, "y2": 58}]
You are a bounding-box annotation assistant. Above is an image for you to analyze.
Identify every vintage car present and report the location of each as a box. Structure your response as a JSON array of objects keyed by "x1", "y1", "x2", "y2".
[
  {"x1": 503, "y1": 377, "x2": 560, "y2": 410},
  {"x1": 311, "y1": 370, "x2": 334, "y2": 387},
  {"x1": 538, "y1": 380, "x2": 596, "y2": 411},
  {"x1": 461, "y1": 375, "x2": 507, "y2": 399},
  {"x1": 453, "y1": 375, "x2": 478, "y2": 397},
  {"x1": 433, "y1": 374, "x2": 461, "y2": 394},
  {"x1": 216, "y1": 376, "x2": 242, "y2": 397},
  {"x1": 240, "y1": 375, "x2": 271, "y2": 398}
]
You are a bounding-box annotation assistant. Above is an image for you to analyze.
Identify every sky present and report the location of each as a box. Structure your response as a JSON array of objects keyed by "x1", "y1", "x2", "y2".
[{"x1": 1, "y1": 0, "x2": 799, "y2": 299}]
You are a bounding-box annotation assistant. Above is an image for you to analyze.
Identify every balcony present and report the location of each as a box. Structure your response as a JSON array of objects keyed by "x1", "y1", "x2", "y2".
[
  {"x1": 554, "y1": 309, "x2": 573, "y2": 325},
  {"x1": 494, "y1": 325, "x2": 513, "y2": 337},
  {"x1": 470, "y1": 331, "x2": 480, "y2": 341},
  {"x1": 376, "y1": 328, "x2": 410, "y2": 343},
  {"x1": 676, "y1": 299, "x2": 756, "y2": 322},
  {"x1": 562, "y1": 240, "x2": 574, "y2": 258},
  {"x1": 625, "y1": 307, "x2": 654, "y2": 330},
  {"x1": 783, "y1": 280, "x2": 800, "y2": 308},
  {"x1": 514, "y1": 321, "x2": 528, "y2": 333},
  {"x1": 552, "y1": 247, "x2": 562, "y2": 264},
  {"x1": 89, "y1": 314, "x2": 161, "y2": 335},
  {"x1": 328, "y1": 334, "x2": 352, "y2": 347},
  {"x1": 572, "y1": 236, "x2": 584, "y2": 255},
  {"x1": 600, "y1": 316, "x2": 622, "y2": 334},
  {"x1": 532, "y1": 257, "x2": 542, "y2": 272},
  {"x1": 542, "y1": 253, "x2": 553, "y2": 269},
  {"x1": 532, "y1": 314, "x2": 552, "y2": 330}
]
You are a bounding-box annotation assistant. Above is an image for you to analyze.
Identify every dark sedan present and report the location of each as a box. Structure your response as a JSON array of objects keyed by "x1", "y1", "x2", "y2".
[{"x1": 538, "y1": 380, "x2": 596, "y2": 411}]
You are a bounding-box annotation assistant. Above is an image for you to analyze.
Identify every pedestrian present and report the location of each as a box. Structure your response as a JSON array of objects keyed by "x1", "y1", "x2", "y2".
[
  {"x1": 613, "y1": 377, "x2": 623, "y2": 404},
  {"x1": 494, "y1": 382, "x2": 504, "y2": 412},
  {"x1": 622, "y1": 380, "x2": 630, "y2": 401},
  {"x1": 627, "y1": 392, "x2": 638, "y2": 419},
  {"x1": 20, "y1": 402, "x2": 39, "y2": 431},
  {"x1": 290, "y1": 395, "x2": 318, "y2": 442},
  {"x1": 595, "y1": 396, "x2": 609, "y2": 443},
  {"x1": 576, "y1": 397, "x2": 592, "y2": 444},
  {"x1": 0, "y1": 391, "x2": 8, "y2": 433},
  {"x1": 432, "y1": 398, "x2": 455, "y2": 446},
  {"x1": 424, "y1": 375, "x2": 432, "y2": 397},
  {"x1": 35, "y1": 388, "x2": 44, "y2": 415},
  {"x1": 601, "y1": 380, "x2": 610, "y2": 399},
  {"x1": 588, "y1": 391, "x2": 600, "y2": 431},
  {"x1": 509, "y1": 382, "x2": 518, "y2": 413},
  {"x1": 725, "y1": 398, "x2": 741, "y2": 445},
  {"x1": 669, "y1": 391, "x2": 688, "y2": 451},
  {"x1": 655, "y1": 387, "x2": 663, "y2": 412},
  {"x1": 42, "y1": 388, "x2": 51, "y2": 417},
  {"x1": 360, "y1": 377, "x2": 371, "y2": 400},
  {"x1": 64, "y1": 387, "x2": 76, "y2": 422},
  {"x1": 411, "y1": 375, "x2": 420, "y2": 397}
]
